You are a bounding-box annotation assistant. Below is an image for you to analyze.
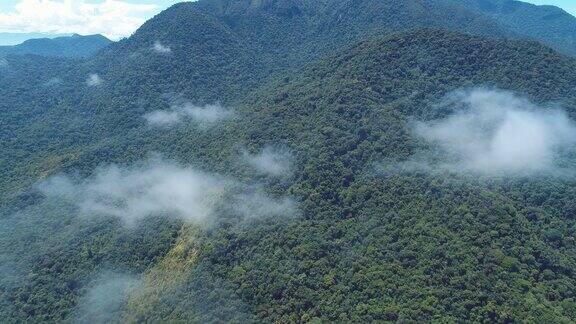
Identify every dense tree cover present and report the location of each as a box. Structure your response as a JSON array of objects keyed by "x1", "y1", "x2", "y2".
[
  {"x1": 1, "y1": 0, "x2": 576, "y2": 322},
  {"x1": 0, "y1": 34, "x2": 111, "y2": 58},
  {"x1": 457, "y1": 0, "x2": 576, "y2": 57},
  {"x1": 0, "y1": 207, "x2": 179, "y2": 322},
  {"x1": 0, "y1": 0, "x2": 569, "y2": 203},
  {"x1": 157, "y1": 30, "x2": 576, "y2": 322}
]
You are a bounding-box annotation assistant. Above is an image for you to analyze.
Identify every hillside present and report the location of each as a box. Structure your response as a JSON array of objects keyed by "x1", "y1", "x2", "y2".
[
  {"x1": 457, "y1": 0, "x2": 576, "y2": 56},
  {"x1": 0, "y1": 0, "x2": 517, "y2": 202},
  {"x1": 105, "y1": 0, "x2": 511, "y2": 78},
  {"x1": 119, "y1": 29, "x2": 576, "y2": 322},
  {"x1": 0, "y1": 34, "x2": 111, "y2": 58},
  {"x1": 1, "y1": 0, "x2": 576, "y2": 322},
  {"x1": 2, "y1": 28, "x2": 576, "y2": 322}
]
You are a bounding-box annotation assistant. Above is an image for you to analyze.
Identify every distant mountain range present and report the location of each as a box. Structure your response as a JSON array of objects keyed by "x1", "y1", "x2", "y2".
[
  {"x1": 0, "y1": 32, "x2": 74, "y2": 46},
  {"x1": 0, "y1": 34, "x2": 112, "y2": 58}
]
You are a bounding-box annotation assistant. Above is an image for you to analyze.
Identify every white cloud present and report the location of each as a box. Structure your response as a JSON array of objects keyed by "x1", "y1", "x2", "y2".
[
  {"x1": 0, "y1": 0, "x2": 158, "y2": 40},
  {"x1": 75, "y1": 271, "x2": 141, "y2": 324},
  {"x1": 184, "y1": 104, "x2": 232, "y2": 124},
  {"x1": 39, "y1": 159, "x2": 228, "y2": 226},
  {"x1": 153, "y1": 40, "x2": 171, "y2": 54},
  {"x1": 86, "y1": 73, "x2": 102, "y2": 86},
  {"x1": 38, "y1": 158, "x2": 297, "y2": 226},
  {"x1": 243, "y1": 146, "x2": 293, "y2": 177},
  {"x1": 412, "y1": 88, "x2": 576, "y2": 174},
  {"x1": 144, "y1": 103, "x2": 233, "y2": 127},
  {"x1": 144, "y1": 109, "x2": 180, "y2": 125},
  {"x1": 233, "y1": 187, "x2": 298, "y2": 219}
]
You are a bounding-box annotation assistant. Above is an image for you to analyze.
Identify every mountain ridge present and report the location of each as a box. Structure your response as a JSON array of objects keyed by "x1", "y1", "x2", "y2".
[
  {"x1": 0, "y1": 34, "x2": 112, "y2": 58},
  {"x1": 456, "y1": 0, "x2": 576, "y2": 56}
]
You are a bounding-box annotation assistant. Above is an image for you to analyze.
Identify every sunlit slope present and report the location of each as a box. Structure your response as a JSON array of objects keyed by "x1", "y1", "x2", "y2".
[{"x1": 89, "y1": 29, "x2": 576, "y2": 322}]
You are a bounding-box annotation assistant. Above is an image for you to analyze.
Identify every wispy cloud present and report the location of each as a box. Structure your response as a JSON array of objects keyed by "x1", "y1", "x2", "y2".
[
  {"x1": 43, "y1": 77, "x2": 62, "y2": 87},
  {"x1": 242, "y1": 146, "x2": 294, "y2": 177},
  {"x1": 144, "y1": 103, "x2": 233, "y2": 127},
  {"x1": 0, "y1": 0, "x2": 159, "y2": 40},
  {"x1": 38, "y1": 157, "x2": 297, "y2": 226},
  {"x1": 152, "y1": 41, "x2": 171, "y2": 54},
  {"x1": 393, "y1": 88, "x2": 576, "y2": 175},
  {"x1": 39, "y1": 158, "x2": 228, "y2": 226},
  {"x1": 233, "y1": 186, "x2": 298, "y2": 219},
  {"x1": 86, "y1": 73, "x2": 102, "y2": 86},
  {"x1": 75, "y1": 271, "x2": 141, "y2": 324}
]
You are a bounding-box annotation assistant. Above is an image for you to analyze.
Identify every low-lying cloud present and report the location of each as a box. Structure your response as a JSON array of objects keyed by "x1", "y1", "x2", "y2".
[
  {"x1": 86, "y1": 73, "x2": 102, "y2": 87},
  {"x1": 412, "y1": 88, "x2": 576, "y2": 175},
  {"x1": 0, "y1": 254, "x2": 23, "y2": 291},
  {"x1": 39, "y1": 158, "x2": 297, "y2": 226},
  {"x1": 152, "y1": 41, "x2": 171, "y2": 54},
  {"x1": 144, "y1": 103, "x2": 233, "y2": 127},
  {"x1": 233, "y1": 187, "x2": 298, "y2": 219},
  {"x1": 243, "y1": 146, "x2": 293, "y2": 177},
  {"x1": 39, "y1": 159, "x2": 227, "y2": 226},
  {"x1": 75, "y1": 272, "x2": 141, "y2": 324},
  {"x1": 43, "y1": 77, "x2": 62, "y2": 87}
]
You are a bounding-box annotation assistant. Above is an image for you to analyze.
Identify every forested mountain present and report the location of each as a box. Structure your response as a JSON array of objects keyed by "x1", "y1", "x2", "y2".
[
  {"x1": 0, "y1": 34, "x2": 111, "y2": 58},
  {"x1": 0, "y1": 0, "x2": 516, "y2": 202},
  {"x1": 1, "y1": 0, "x2": 576, "y2": 322},
  {"x1": 457, "y1": 0, "x2": 576, "y2": 56}
]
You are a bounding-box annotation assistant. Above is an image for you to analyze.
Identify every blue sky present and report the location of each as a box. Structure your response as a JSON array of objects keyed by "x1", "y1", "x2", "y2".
[
  {"x1": 527, "y1": 0, "x2": 576, "y2": 15},
  {"x1": 0, "y1": 0, "x2": 185, "y2": 44},
  {"x1": 0, "y1": 0, "x2": 574, "y2": 45}
]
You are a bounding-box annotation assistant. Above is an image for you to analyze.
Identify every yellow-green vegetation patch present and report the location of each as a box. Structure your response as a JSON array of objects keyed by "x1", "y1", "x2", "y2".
[{"x1": 123, "y1": 224, "x2": 200, "y2": 322}]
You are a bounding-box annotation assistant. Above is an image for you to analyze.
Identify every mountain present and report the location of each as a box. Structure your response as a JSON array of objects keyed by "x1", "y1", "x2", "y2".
[
  {"x1": 456, "y1": 0, "x2": 576, "y2": 56},
  {"x1": 1, "y1": 0, "x2": 576, "y2": 322},
  {"x1": 0, "y1": 0, "x2": 518, "y2": 201},
  {"x1": 0, "y1": 34, "x2": 112, "y2": 58},
  {"x1": 121, "y1": 28, "x2": 576, "y2": 323},
  {"x1": 0, "y1": 33, "x2": 73, "y2": 46}
]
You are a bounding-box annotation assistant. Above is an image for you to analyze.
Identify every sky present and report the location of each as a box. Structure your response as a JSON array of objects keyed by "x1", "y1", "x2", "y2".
[
  {"x1": 0, "y1": 0, "x2": 574, "y2": 45},
  {"x1": 0, "y1": 0, "x2": 184, "y2": 44},
  {"x1": 527, "y1": 0, "x2": 576, "y2": 16}
]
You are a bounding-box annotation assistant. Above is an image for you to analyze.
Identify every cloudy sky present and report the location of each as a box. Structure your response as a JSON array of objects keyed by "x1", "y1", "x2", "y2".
[
  {"x1": 0, "y1": 0, "x2": 183, "y2": 44},
  {"x1": 0, "y1": 0, "x2": 574, "y2": 45}
]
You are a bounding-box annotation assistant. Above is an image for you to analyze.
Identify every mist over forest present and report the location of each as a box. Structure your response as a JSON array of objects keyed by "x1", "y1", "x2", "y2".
[{"x1": 1, "y1": 0, "x2": 576, "y2": 322}]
